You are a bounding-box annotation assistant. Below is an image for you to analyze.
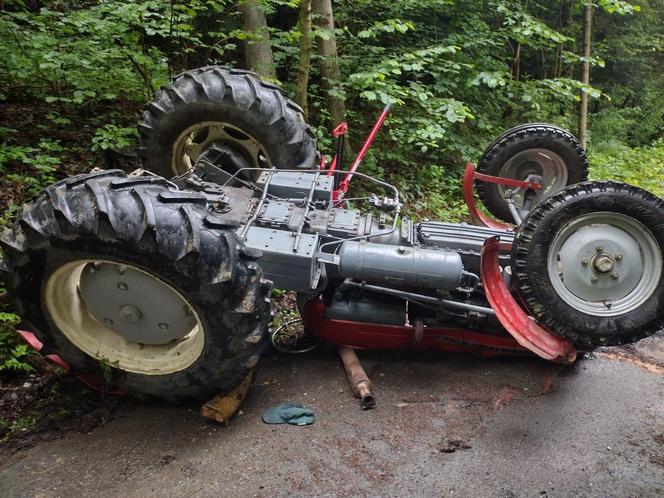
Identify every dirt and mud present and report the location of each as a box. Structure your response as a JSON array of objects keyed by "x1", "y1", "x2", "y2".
[{"x1": 1, "y1": 328, "x2": 663, "y2": 497}]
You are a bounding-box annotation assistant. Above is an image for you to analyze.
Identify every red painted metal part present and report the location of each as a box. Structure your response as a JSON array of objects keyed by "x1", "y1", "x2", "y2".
[
  {"x1": 326, "y1": 123, "x2": 348, "y2": 177},
  {"x1": 332, "y1": 122, "x2": 349, "y2": 137},
  {"x1": 17, "y1": 329, "x2": 44, "y2": 352},
  {"x1": 481, "y1": 236, "x2": 577, "y2": 363},
  {"x1": 302, "y1": 300, "x2": 527, "y2": 357},
  {"x1": 462, "y1": 162, "x2": 514, "y2": 231},
  {"x1": 338, "y1": 103, "x2": 392, "y2": 195},
  {"x1": 16, "y1": 329, "x2": 126, "y2": 395},
  {"x1": 473, "y1": 171, "x2": 543, "y2": 190}
]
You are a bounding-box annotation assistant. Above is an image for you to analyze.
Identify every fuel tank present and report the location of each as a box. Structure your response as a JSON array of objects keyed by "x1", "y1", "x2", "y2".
[{"x1": 338, "y1": 241, "x2": 464, "y2": 290}]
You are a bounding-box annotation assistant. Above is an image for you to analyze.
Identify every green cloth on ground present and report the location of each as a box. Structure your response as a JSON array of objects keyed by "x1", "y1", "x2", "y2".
[{"x1": 261, "y1": 402, "x2": 315, "y2": 426}]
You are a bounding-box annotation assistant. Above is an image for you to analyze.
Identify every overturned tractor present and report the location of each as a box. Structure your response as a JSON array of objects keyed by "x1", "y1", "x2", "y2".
[{"x1": 2, "y1": 67, "x2": 663, "y2": 408}]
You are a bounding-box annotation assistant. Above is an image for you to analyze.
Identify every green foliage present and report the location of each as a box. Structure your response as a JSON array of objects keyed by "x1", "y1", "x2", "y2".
[
  {"x1": 0, "y1": 312, "x2": 34, "y2": 374},
  {"x1": 91, "y1": 125, "x2": 139, "y2": 152},
  {"x1": 589, "y1": 140, "x2": 664, "y2": 197},
  {"x1": 0, "y1": 137, "x2": 60, "y2": 195}
]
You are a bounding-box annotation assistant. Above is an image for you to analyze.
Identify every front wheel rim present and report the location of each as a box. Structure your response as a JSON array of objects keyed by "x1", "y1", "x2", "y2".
[
  {"x1": 547, "y1": 212, "x2": 662, "y2": 316},
  {"x1": 498, "y1": 148, "x2": 569, "y2": 207},
  {"x1": 44, "y1": 260, "x2": 205, "y2": 375}
]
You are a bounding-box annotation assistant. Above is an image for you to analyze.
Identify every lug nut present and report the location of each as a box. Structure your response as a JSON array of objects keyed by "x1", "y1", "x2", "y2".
[
  {"x1": 158, "y1": 323, "x2": 169, "y2": 330},
  {"x1": 611, "y1": 272, "x2": 619, "y2": 280},
  {"x1": 117, "y1": 282, "x2": 128, "y2": 291},
  {"x1": 596, "y1": 245, "x2": 604, "y2": 252},
  {"x1": 591, "y1": 276, "x2": 598, "y2": 283},
  {"x1": 581, "y1": 258, "x2": 589, "y2": 266},
  {"x1": 103, "y1": 318, "x2": 114, "y2": 325},
  {"x1": 615, "y1": 254, "x2": 623, "y2": 261}
]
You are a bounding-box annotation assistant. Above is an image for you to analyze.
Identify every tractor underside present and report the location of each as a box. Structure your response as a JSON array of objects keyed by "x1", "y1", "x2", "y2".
[
  {"x1": 3, "y1": 67, "x2": 662, "y2": 408},
  {"x1": 177, "y1": 152, "x2": 574, "y2": 364}
]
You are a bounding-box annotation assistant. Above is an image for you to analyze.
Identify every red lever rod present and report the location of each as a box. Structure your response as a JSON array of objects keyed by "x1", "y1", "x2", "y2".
[{"x1": 338, "y1": 102, "x2": 392, "y2": 194}]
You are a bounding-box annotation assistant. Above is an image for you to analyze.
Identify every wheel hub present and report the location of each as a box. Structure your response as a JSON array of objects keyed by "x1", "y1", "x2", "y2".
[
  {"x1": 78, "y1": 262, "x2": 197, "y2": 344},
  {"x1": 591, "y1": 253, "x2": 615, "y2": 274},
  {"x1": 499, "y1": 148, "x2": 569, "y2": 207}
]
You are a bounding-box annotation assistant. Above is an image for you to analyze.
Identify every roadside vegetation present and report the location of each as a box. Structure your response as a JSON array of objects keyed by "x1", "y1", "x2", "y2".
[{"x1": 0, "y1": 0, "x2": 662, "y2": 442}]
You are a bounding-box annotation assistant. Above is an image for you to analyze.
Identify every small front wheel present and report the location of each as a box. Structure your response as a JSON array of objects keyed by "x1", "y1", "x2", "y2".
[
  {"x1": 476, "y1": 124, "x2": 588, "y2": 222},
  {"x1": 512, "y1": 181, "x2": 664, "y2": 347}
]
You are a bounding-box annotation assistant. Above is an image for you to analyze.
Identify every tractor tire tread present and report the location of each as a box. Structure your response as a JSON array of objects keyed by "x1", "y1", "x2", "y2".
[
  {"x1": 0, "y1": 170, "x2": 271, "y2": 401},
  {"x1": 138, "y1": 66, "x2": 317, "y2": 177},
  {"x1": 512, "y1": 180, "x2": 664, "y2": 347}
]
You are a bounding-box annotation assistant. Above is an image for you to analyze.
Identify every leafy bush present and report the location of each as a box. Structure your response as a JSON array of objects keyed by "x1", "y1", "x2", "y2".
[
  {"x1": 0, "y1": 312, "x2": 33, "y2": 374},
  {"x1": 91, "y1": 125, "x2": 139, "y2": 152},
  {"x1": 589, "y1": 139, "x2": 664, "y2": 197}
]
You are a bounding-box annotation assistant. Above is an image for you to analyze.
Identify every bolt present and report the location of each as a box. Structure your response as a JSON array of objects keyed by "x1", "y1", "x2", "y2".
[
  {"x1": 591, "y1": 276, "x2": 598, "y2": 283},
  {"x1": 103, "y1": 318, "x2": 114, "y2": 325},
  {"x1": 596, "y1": 245, "x2": 604, "y2": 252},
  {"x1": 158, "y1": 323, "x2": 169, "y2": 330},
  {"x1": 117, "y1": 282, "x2": 128, "y2": 291},
  {"x1": 581, "y1": 258, "x2": 589, "y2": 266},
  {"x1": 115, "y1": 265, "x2": 126, "y2": 275},
  {"x1": 398, "y1": 246, "x2": 406, "y2": 254},
  {"x1": 615, "y1": 254, "x2": 623, "y2": 261},
  {"x1": 611, "y1": 272, "x2": 619, "y2": 280}
]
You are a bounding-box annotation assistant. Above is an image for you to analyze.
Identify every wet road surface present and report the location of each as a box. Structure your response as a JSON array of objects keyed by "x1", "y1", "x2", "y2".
[{"x1": 1, "y1": 333, "x2": 663, "y2": 497}]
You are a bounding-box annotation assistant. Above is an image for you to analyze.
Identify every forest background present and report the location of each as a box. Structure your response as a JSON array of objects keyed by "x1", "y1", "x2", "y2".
[{"x1": 0, "y1": 0, "x2": 662, "y2": 426}]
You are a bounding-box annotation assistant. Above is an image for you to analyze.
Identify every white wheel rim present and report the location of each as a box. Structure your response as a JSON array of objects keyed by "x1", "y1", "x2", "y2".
[
  {"x1": 44, "y1": 260, "x2": 205, "y2": 375},
  {"x1": 171, "y1": 120, "x2": 271, "y2": 176}
]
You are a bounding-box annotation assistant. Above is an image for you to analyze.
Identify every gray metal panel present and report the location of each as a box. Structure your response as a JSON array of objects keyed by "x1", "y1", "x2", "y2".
[
  {"x1": 417, "y1": 222, "x2": 514, "y2": 273},
  {"x1": 256, "y1": 171, "x2": 333, "y2": 202},
  {"x1": 325, "y1": 295, "x2": 406, "y2": 325},
  {"x1": 243, "y1": 226, "x2": 318, "y2": 292},
  {"x1": 417, "y1": 222, "x2": 514, "y2": 250},
  {"x1": 257, "y1": 200, "x2": 295, "y2": 226}
]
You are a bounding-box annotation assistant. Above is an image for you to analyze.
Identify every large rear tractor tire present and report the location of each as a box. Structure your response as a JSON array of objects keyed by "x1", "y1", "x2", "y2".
[
  {"x1": 512, "y1": 181, "x2": 664, "y2": 348},
  {"x1": 476, "y1": 124, "x2": 588, "y2": 222},
  {"x1": 138, "y1": 66, "x2": 318, "y2": 179},
  {"x1": 0, "y1": 170, "x2": 271, "y2": 401}
]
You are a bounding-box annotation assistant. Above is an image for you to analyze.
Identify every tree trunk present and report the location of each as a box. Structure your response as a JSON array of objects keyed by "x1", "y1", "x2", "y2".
[
  {"x1": 295, "y1": 0, "x2": 312, "y2": 120},
  {"x1": 312, "y1": 0, "x2": 347, "y2": 130},
  {"x1": 512, "y1": 43, "x2": 521, "y2": 81},
  {"x1": 239, "y1": 0, "x2": 276, "y2": 80},
  {"x1": 578, "y1": 0, "x2": 592, "y2": 149}
]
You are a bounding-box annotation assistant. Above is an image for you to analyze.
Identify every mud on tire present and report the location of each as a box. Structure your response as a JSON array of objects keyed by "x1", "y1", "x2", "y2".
[{"x1": 0, "y1": 170, "x2": 271, "y2": 401}]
